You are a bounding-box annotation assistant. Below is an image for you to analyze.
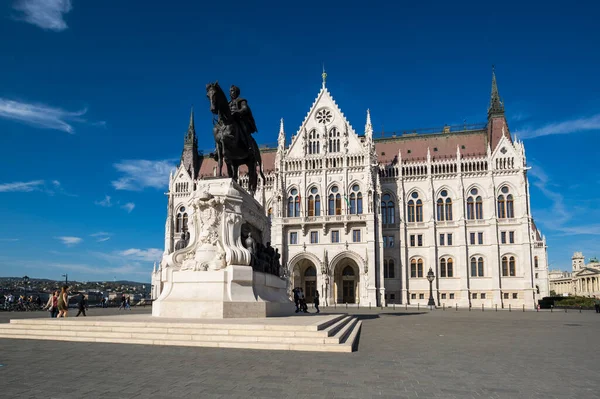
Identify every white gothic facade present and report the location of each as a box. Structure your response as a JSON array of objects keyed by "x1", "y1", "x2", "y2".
[{"x1": 156, "y1": 70, "x2": 550, "y2": 308}]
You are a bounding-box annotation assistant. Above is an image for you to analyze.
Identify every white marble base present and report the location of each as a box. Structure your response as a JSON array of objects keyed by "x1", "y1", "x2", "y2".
[{"x1": 152, "y1": 265, "x2": 294, "y2": 318}]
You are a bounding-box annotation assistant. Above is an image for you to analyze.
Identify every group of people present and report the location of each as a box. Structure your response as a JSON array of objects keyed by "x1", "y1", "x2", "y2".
[
  {"x1": 2, "y1": 293, "x2": 42, "y2": 310},
  {"x1": 292, "y1": 288, "x2": 320, "y2": 314},
  {"x1": 42, "y1": 286, "x2": 88, "y2": 318}
]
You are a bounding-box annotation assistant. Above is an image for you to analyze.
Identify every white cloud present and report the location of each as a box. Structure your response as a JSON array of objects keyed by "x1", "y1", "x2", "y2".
[
  {"x1": 118, "y1": 248, "x2": 163, "y2": 262},
  {"x1": 121, "y1": 202, "x2": 135, "y2": 213},
  {"x1": 90, "y1": 232, "x2": 111, "y2": 242},
  {"x1": 0, "y1": 180, "x2": 45, "y2": 192},
  {"x1": 94, "y1": 195, "x2": 112, "y2": 207},
  {"x1": 0, "y1": 98, "x2": 86, "y2": 133},
  {"x1": 0, "y1": 179, "x2": 76, "y2": 196},
  {"x1": 517, "y1": 114, "x2": 600, "y2": 139},
  {"x1": 12, "y1": 0, "x2": 73, "y2": 32},
  {"x1": 112, "y1": 159, "x2": 176, "y2": 191},
  {"x1": 529, "y1": 163, "x2": 600, "y2": 236},
  {"x1": 55, "y1": 236, "x2": 82, "y2": 246},
  {"x1": 0, "y1": 238, "x2": 19, "y2": 242}
]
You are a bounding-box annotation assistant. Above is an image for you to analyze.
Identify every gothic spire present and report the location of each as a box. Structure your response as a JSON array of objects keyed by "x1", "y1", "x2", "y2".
[
  {"x1": 184, "y1": 106, "x2": 196, "y2": 146},
  {"x1": 180, "y1": 106, "x2": 200, "y2": 178},
  {"x1": 321, "y1": 64, "x2": 327, "y2": 89},
  {"x1": 277, "y1": 118, "x2": 286, "y2": 150},
  {"x1": 488, "y1": 66, "x2": 505, "y2": 118}
]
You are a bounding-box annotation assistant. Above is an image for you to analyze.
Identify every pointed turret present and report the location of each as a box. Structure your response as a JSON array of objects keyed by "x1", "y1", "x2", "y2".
[
  {"x1": 322, "y1": 65, "x2": 327, "y2": 89},
  {"x1": 488, "y1": 66, "x2": 505, "y2": 118},
  {"x1": 179, "y1": 106, "x2": 200, "y2": 178},
  {"x1": 486, "y1": 67, "x2": 511, "y2": 149},
  {"x1": 365, "y1": 109, "x2": 373, "y2": 138},
  {"x1": 277, "y1": 118, "x2": 286, "y2": 150}
]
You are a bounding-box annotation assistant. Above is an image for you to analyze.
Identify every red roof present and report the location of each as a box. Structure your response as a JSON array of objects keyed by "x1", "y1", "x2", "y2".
[
  {"x1": 196, "y1": 130, "x2": 489, "y2": 176},
  {"x1": 375, "y1": 130, "x2": 488, "y2": 164}
]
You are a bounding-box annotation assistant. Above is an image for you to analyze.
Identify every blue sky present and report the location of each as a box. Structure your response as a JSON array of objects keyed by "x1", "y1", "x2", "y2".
[{"x1": 0, "y1": 0, "x2": 598, "y2": 282}]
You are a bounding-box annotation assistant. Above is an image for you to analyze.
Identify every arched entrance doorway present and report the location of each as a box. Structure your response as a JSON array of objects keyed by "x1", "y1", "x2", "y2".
[
  {"x1": 291, "y1": 258, "x2": 318, "y2": 304},
  {"x1": 333, "y1": 259, "x2": 360, "y2": 304}
]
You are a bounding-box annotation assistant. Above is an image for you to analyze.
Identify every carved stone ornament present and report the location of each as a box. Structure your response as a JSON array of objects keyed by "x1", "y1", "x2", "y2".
[{"x1": 164, "y1": 179, "x2": 266, "y2": 272}]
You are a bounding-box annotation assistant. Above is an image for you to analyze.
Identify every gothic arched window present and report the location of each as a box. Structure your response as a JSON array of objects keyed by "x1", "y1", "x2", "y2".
[
  {"x1": 440, "y1": 257, "x2": 453, "y2": 278},
  {"x1": 176, "y1": 206, "x2": 188, "y2": 233},
  {"x1": 328, "y1": 194, "x2": 335, "y2": 216},
  {"x1": 502, "y1": 255, "x2": 516, "y2": 277},
  {"x1": 436, "y1": 198, "x2": 444, "y2": 221},
  {"x1": 416, "y1": 200, "x2": 423, "y2": 222},
  {"x1": 349, "y1": 184, "x2": 363, "y2": 214},
  {"x1": 288, "y1": 189, "x2": 300, "y2": 217},
  {"x1": 384, "y1": 259, "x2": 395, "y2": 279},
  {"x1": 328, "y1": 186, "x2": 341, "y2": 215},
  {"x1": 467, "y1": 188, "x2": 483, "y2": 220},
  {"x1": 497, "y1": 186, "x2": 514, "y2": 219},
  {"x1": 328, "y1": 127, "x2": 340, "y2": 152},
  {"x1": 410, "y1": 258, "x2": 424, "y2": 278},
  {"x1": 436, "y1": 190, "x2": 452, "y2": 221},
  {"x1": 381, "y1": 193, "x2": 394, "y2": 224},
  {"x1": 308, "y1": 129, "x2": 320, "y2": 155},
  {"x1": 307, "y1": 187, "x2": 321, "y2": 217},
  {"x1": 506, "y1": 194, "x2": 514, "y2": 218},
  {"x1": 471, "y1": 256, "x2": 484, "y2": 277}
]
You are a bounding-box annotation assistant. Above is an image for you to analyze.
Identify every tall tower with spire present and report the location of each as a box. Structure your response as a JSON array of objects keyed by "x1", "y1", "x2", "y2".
[
  {"x1": 180, "y1": 107, "x2": 200, "y2": 179},
  {"x1": 486, "y1": 67, "x2": 510, "y2": 148},
  {"x1": 488, "y1": 66, "x2": 505, "y2": 119}
]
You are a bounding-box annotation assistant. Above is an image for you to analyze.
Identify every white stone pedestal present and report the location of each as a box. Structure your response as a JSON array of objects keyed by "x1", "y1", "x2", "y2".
[
  {"x1": 153, "y1": 265, "x2": 294, "y2": 318},
  {"x1": 152, "y1": 178, "x2": 294, "y2": 318}
]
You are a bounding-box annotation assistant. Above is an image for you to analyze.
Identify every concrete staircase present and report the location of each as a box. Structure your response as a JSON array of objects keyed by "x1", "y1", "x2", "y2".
[{"x1": 0, "y1": 314, "x2": 362, "y2": 353}]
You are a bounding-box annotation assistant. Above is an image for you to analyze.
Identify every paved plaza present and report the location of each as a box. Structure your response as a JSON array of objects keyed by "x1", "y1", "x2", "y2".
[{"x1": 0, "y1": 307, "x2": 598, "y2": 399}]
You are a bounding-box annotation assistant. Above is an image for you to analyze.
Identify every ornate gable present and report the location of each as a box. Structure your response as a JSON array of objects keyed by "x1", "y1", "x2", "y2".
[
  {"x1": 491, "y1": 130, "x2": 523, "y2": 170},
  {"x1": 286, "y1": 86, "x2": 364, "y2": 158}
]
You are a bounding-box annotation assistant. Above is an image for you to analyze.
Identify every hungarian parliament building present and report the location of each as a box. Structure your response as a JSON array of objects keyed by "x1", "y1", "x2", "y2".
[{"x1": 159, "y1": 70, "x2": 549, "y2": 309}]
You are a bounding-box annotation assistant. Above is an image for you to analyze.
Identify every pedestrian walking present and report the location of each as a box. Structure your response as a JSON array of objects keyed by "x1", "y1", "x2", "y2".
[
  {"x1": 594, "y1": 296, "x2": 600, "y2": 314},
  {"x1": 76, "y1": 293, "x2": 87, "y2": 317},
  {"x1": 314, "y1": 290, "x2": 320, "y2": 313},
  {"x1": 56, "y1": 286, "x2": 69, "y2": 318}
]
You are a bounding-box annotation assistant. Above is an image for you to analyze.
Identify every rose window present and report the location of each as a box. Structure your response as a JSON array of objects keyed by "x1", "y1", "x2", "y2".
[{"x1": 315, "y1": 108, "x2": 333, "y2": 124}]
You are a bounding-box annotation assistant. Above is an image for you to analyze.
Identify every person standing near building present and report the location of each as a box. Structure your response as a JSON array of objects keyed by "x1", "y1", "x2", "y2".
[
  {"x1": 314, "y1": 290, "x2": 320, "y2": 314},
  {"x1": 594, "y1": 296, "x2": 600, "y2": 313}
]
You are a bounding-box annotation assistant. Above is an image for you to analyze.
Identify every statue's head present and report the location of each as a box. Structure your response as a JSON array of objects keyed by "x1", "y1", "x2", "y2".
[
  {"x1": 247, "y1": 232, "x2": 252, "y2": 237},
  {"x1": 230, "y1": 85, "x2": 240, "y2": 99},
  {"x1": 181, "y1": 232, "x2": 186, "y2": 239}
]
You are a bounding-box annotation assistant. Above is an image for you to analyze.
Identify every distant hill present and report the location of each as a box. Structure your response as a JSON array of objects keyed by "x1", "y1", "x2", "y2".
[{"x1": 0, "y1": 277, "x2": 150, "y2": 285}]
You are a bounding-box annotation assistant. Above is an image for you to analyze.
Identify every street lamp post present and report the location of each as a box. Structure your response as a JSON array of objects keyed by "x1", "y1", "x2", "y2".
[
  {"x1": 61, "y1": 274, "x2": 68, "y2": 285},
  {"x1": 426, "y1": 267, "x2": 436, "y2": 308}
]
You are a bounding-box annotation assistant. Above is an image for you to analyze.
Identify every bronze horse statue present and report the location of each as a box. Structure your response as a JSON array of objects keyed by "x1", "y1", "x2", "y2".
[{"x1": 206, "y1": 82, "x2": 265, "y2": 195}]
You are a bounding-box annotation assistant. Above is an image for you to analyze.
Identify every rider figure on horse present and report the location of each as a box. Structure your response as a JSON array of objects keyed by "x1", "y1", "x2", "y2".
[{"x1": 229, "y1": 85, "x2": 258, "y2": 149}]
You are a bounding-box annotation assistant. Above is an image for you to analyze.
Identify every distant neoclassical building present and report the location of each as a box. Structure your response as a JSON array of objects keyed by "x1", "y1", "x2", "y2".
[
  {"x1": 549, "y1": 252, "x2": 600, "y2": 297},
  {"x1": 154, "y1": 69, "x2": 549, "y2": 309}
]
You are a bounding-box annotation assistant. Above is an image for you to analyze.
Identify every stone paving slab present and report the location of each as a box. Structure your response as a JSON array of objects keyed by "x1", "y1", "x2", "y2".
[{"x1": 1, "y1": 307, "x2": 599, "y2": 398}]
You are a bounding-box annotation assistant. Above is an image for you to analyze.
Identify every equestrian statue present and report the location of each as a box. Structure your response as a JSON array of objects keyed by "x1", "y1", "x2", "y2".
[{"x1": 206, "y1": 82, "x2": 265, "y2": 195}]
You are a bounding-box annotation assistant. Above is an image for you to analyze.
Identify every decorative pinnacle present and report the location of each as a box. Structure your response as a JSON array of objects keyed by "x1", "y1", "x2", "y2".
[
  {"x1": 322, "y1": 64, "x2": 327, "y2": 88},
  {"x1": 188, "y1": 105, "x2": 195, "y2": 131},
  {"x1": 488, "y1": 65, "x2": 504, "y2": 116},
  {"x1": 366, "y1": 109, "x2": 372, "y2": 127},
  {"x1": 279, "y1": 118, "x2": 285, "y2": 135}
]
